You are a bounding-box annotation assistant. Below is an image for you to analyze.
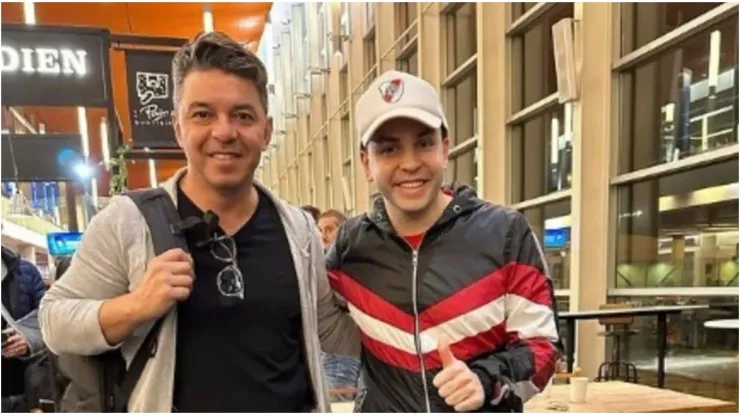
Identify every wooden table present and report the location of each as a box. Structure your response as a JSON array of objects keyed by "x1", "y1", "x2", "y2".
[
  {"x1": 526, "y1": 381, "x2": 737, "y2": 413},
  {"x1": 559, "y1": 305, "x2": 710, "y2": 387},
  {"x1": 331, "y1": 382, "x2": 737, "y2": 413}
]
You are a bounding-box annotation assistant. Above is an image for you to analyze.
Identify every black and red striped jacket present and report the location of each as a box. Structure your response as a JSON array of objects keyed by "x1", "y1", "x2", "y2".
[{"x1": 326, "y1": 185, "x2": 562, "y2": 412}]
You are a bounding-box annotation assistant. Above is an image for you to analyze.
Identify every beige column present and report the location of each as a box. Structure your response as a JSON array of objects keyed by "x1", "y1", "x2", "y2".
[
  {"x1": 349, "y1": 2, "x2": 370, "y2": 214},
  {"x1": 671, "y1": 235, "x2": 686, "y2": 285},
  {"x1": 310, "y1": 73, "x2": 327, "y2": 209},
  {"x1": 569, "y1": 2, "x2": 613, "y2": 378},
  {"x1": 419, "y1": 3, "x2": 442, "y2": 88},
  {"x1": 17, "y1": 244, "x2": 36, "y2": 264},
  {"x1": 376, "y1": 2, "x2": 397, "y2": 73},
  {"x1": 328, "y1": 55, "x2": 343, "y2": 211},
  {"x1": 298, "y1": 113, "x2": 311, "y2": 205},
  {"x1": 270, "y1": 148, "x2": 279, "y2": 190},
  {"x1": 286, "y1": 119, "x2": 296, "y2": 203},
  {"x1": 262, "y1": 151, "x2": 272, "y2": 188},
  {"x1": 279, "y1": 134, "x2": 288, "y2": 197}
]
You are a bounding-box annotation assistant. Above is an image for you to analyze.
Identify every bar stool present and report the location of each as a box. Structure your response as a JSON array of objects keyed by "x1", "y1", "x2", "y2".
[{"x1": 596, "y1": 303, "x2": 639, "y2": 383}]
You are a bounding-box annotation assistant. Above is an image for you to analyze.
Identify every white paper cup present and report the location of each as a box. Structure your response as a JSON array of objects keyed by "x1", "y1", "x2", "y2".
[{"x1": 569, "y1": 377, "x2": 589, "y2": 404}]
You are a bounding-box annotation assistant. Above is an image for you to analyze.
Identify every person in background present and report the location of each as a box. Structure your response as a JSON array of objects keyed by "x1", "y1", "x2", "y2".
[
  {"x1": 327, "y1": 70, "x2": 560, "y2": 412},
  {"x1": 301, "y1": 205, "x2": 321, "y2": 224},
  {"x1": 317, "y1": 210, "x2": 361, "y2": 402},
  {"x1": 317, "y1": 210, "x2": 346, "y2": 252},
  {"x1": 24, "y1": 256, "x2": 73, "y2": 413},
  {"x1": 1, "y1": 246, "x2": 47, "y2": 412}
]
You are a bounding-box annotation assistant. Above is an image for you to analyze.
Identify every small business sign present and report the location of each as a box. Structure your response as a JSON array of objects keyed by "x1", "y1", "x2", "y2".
[
  {"x1": 125, "y1": 49, "x2": 178, "y2": 149},
  {"x1": 0, "y1": 24, "x2": 110, "y2": 107}
]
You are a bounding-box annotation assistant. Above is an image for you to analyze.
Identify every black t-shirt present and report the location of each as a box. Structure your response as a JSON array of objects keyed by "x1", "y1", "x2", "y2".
[{"x1": 172, "y1": 186, "x2": 314, "y2": 412}]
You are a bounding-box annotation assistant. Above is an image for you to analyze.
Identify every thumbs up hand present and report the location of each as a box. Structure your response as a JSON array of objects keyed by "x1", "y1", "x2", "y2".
[{"x1": 432, "y1": 336, "x2": 485, "y2": 412}]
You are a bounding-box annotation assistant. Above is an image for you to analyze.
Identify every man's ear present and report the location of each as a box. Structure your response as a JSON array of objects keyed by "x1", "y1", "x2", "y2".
[
  {"x1": 359, "y1": 147, "x2": 373, "y2": 183},
  {"x1": 263, "y1": 116, "x2": 274, "y2": 151},
  {"x1": 441, "y1": 134, "x2": 451, "y2": 169}
]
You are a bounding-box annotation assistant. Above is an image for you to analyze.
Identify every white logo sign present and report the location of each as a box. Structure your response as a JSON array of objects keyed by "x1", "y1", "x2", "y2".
[
  {"x1": 0, "y1": 45, "x2": 87, "y2": 76},
  {"x1": 134, "y1": 71, "x2": 171, "y2": 127}
]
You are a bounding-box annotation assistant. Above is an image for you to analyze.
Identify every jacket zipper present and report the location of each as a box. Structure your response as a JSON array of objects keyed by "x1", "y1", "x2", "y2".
[{"x1": 411, "y1": 250, "x2": 432, "y2": 413}]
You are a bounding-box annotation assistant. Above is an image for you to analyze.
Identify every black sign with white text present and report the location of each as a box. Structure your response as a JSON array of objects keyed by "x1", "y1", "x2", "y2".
[
  {"x1": 1, "y1": 133, "x2": 85, "y2": 182},
  {"x1": 125, "y1": 49, "x2": 177, "y2": 149},
  {"x1": 0, "y1": 24, "x2": 110, "y2": 107}
]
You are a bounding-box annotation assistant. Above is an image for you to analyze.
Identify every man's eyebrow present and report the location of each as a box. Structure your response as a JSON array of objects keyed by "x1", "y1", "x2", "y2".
[
  {"x1": 371, "y1": 136, "x2": 400, "y2": 144},
  {"x1": 232, "y1": 103, "x2": 258, "y2": 112},
  {"x1": 417, "y1": 127, "x2": 435, "y2": 137},
  {"x1": 185, "y1": 102, "x2": 258, "y2": 112},
  {"x1": 186, "y1": 102, "x2": 210, "y2": 112}
]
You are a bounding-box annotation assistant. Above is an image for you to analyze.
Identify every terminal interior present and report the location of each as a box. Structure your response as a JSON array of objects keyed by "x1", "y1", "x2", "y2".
[{"x1": 0, "y1": 1, "x2": 738, "y2": 413}]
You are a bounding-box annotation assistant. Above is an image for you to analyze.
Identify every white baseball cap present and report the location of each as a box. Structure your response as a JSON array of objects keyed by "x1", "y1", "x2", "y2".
[{"x1": 355, "y1": 70, "x2": 448, "y2": 147}]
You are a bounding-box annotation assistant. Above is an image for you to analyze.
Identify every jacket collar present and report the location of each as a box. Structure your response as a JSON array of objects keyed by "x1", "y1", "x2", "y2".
[
  {"x1": 158, "y1": 168, "x2": 312, "y2": 253},
  {"x1": 366, "y1": 183, "x2": 485, "y2": 235}
]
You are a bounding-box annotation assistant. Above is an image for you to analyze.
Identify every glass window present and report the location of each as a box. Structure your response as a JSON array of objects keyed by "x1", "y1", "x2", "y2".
[
  {"x1": 444, "y1": 74, "x2": 478, "y2": 147},
  {"x1": 608, "y1": 295, "x2": 738, "y2": 400},
  {"x1": 444, "y1": 3, "x2": 477, "y2": 75},
  {"x1": 364, "y1": 35, "x2": 377, "y2": 78},
  {"x1": 555, "y1": 296, "x2": 569, "y2": 314},
  {"x1": 323, "y1": 134, "x2": 332, "y2": 208},
  {"x1": 444, "y1": 147, "x2": 477, "y2": 191},
  {"x1": 340, "y1": 70, "x2": 348, "y2": 104},
  {"x1": 618, "y1": 18, "x2": 738, "y2": 174},
  {"x1": 616, "y1": 159, "x2": 738, "y2": 289},
  {"x1": 397, "y1": 51, "x2": 419, "y2": 76},
  {"x1": 321, "y1": 93, "x2": 328, "y2": 124},
  {"x1": 511, "y1": 3, "x2": 573, "y2": 111},
  {"x1": 396, "y1": 2, "x2": 418, "y2": 42},
  {"x1": 307, "y1": 150, "x2": 315, "y2": 204},
  {"x1": 341, "y1": 115, "x2": 352, "y2": 163},
  {"x1": 620, "y1": 3, "x2": 725, "y2": 55},
  {"x1": 521, "y1": 199, "x2": 572, "y2": 290},
  {"x1": 342, "y1": 162, "x2": 354, "y2": 214},
  {"x1": 510, "y1": 103, "x2": 573, "y2": 203}
]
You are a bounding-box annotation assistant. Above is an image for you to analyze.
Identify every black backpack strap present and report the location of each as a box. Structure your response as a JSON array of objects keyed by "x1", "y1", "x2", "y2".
[
  {"x1": 105, "y1": 188, "x2": 189, "y2": 412},
  {"x1": 125, "y1": 188, "x2": 189, "y2": 255},
  {"x1": 111, "y1": 318, "x2": 165, "y2": 412}
]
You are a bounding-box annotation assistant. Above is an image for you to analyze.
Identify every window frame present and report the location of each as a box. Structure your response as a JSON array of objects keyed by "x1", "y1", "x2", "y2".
[{"x1": 608, "y1": 2, "x2": 740, "y2": 297}]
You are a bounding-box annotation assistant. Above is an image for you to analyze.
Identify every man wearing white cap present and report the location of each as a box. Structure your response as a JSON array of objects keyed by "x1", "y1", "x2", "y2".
[{"x1": 325, "y1": 70, "x2": 561, "y2": 413}]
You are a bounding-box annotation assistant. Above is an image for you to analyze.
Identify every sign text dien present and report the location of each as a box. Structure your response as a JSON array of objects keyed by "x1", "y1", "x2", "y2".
[{"x1": 0, "y1": 46, "x2": 87, "y2": 76}]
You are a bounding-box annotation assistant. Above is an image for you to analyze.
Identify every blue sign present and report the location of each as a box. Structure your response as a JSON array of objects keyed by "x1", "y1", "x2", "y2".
[
  {"x1": 47, "y1": 232, "x2": 83, "y2": 256},
  {"x1": 544, "y1": 228, "x2": 570, "y2": 248}
]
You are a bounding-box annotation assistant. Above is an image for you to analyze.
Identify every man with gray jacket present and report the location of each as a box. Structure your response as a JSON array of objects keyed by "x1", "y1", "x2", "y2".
[{"x1": 39, "y1": 31, "x2": 359, "y2": 412}]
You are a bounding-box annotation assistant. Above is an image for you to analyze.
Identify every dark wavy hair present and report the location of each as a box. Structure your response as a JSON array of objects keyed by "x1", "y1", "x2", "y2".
[
  {"x1": 301, "y1": 205, "x2": 321, "y2": 223},
  {"x1": 172, "y1": 31, "x2": 269, "y2": 112}
]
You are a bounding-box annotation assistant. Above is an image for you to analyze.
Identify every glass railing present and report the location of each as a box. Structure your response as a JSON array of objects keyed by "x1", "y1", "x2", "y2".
[{"x1": 1, "y1": 194, "x2": 65, "y2": 236}]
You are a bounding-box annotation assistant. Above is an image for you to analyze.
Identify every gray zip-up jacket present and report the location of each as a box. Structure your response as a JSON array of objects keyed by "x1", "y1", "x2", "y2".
[{"x1": 39, "y1": 168, "x2": 360, "y2": 412}]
